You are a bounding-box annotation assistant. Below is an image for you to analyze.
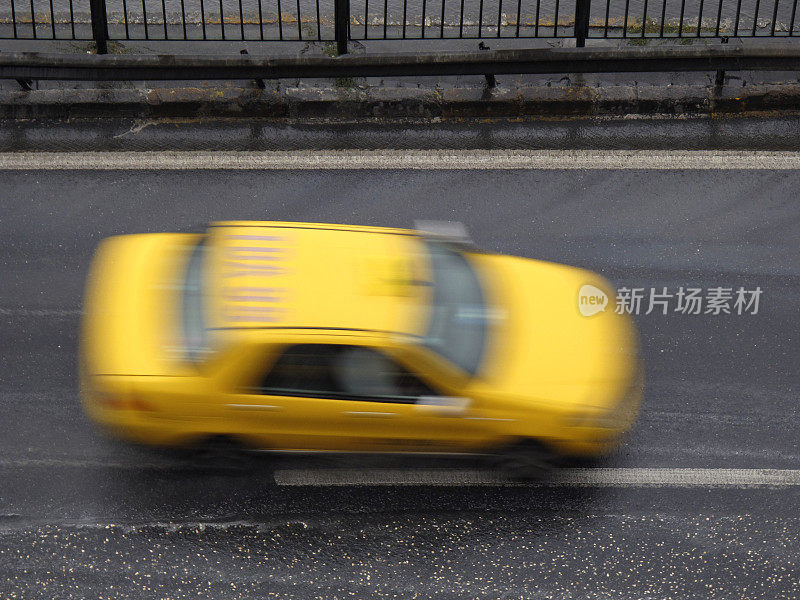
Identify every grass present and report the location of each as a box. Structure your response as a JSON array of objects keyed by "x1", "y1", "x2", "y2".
[
  {"x1": 322, "y1": 42, "x2": 339, "y2": 57},
  {"x1": 334, "y1": 76, "x2": 358, "y2": 88}
]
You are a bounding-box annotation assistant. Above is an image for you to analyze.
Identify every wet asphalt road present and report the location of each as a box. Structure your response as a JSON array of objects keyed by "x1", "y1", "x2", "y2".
[{"x1": 1, "y1": 119, "x2": 799, "y2": 598}]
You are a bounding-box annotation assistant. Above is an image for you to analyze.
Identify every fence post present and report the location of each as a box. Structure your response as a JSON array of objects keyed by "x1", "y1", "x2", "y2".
[
  {"x1": 715, "y1": 36, "x2": 729, "y2": 88},
  {"x1": 335, "y1": 0, "x2": 349, "y2": 55},
  {"x1": 574, "y1": 0, "x2": 590, "y2": 47},
  {"x1": 89, "y1": 0, "x2": 109, "y2": 54}
]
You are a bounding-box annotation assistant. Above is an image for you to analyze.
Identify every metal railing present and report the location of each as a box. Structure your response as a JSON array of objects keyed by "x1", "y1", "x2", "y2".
[{"x1": 1, "y1": 0, "x2": 798, "y2": 52}]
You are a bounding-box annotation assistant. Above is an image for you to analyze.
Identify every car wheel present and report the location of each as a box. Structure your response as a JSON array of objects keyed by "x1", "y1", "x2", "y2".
[{"x1": 495, "y1": 440, "x2": 555, "y2": 481}]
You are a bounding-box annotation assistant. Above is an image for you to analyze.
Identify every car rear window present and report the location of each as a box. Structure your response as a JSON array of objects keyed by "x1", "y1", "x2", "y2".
[{"x1": 182, "y1": 238, "x2": 209, "y2": 363}]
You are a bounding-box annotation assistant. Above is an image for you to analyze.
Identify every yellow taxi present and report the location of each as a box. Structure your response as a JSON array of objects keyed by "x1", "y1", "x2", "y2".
[{"x1": 80, "y1": 221, "x2": 642, "y2": 476}]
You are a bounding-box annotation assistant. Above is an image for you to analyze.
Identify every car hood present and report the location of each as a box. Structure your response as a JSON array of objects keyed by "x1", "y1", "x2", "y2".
[{"x1": 476, "y1": 254, "x2": 640, "y2": 408}]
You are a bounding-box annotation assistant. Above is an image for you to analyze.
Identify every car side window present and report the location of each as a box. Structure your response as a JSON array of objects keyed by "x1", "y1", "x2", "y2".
[
  {"x1": 255, "y1": 344, "x2": 437, "y2": 403},
  {"x1": 332, "y1": 346, "x2": 435, "y2": 401},
  {"x1": 257, "y1": 344, "x2": 340, "y2": 397}
]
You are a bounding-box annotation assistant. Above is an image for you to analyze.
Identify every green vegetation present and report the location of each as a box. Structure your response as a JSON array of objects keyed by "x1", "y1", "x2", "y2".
[
  {"x1": 322, "y1": 42, "x2": 339, "y2": 57},
  {"x1": 334, "y1": 76, "x2": 358, "y2": 88}
]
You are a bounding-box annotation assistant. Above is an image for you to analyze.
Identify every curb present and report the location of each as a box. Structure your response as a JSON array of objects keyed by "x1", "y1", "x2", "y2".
[{"x1": 2, "y1": 83, "x2": 800, "y2": 120}]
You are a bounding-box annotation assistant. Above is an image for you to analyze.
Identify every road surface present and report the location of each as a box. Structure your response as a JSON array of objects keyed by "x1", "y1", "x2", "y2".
[{"x1": 0, "y1": 135, "x2": 798, "y2": 598}]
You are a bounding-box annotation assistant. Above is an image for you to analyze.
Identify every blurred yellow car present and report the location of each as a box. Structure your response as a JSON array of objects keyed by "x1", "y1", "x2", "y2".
[{"x1": 80, "y1": 221, "x2": 642, "y2": 476}]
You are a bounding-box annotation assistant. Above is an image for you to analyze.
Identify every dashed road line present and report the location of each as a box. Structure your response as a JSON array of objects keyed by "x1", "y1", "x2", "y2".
[
  {"x1": 274, "y1": 467, "x2": 800, "y2": 487},
  {"x1": 5, "y1": 458, "x2": 800, "y2": 489}
]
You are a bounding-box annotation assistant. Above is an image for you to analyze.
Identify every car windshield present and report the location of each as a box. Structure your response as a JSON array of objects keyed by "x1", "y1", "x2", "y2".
[
  {"x1": 181, "y1": 238, "x2": 208, "y2": 363},
  {"x1": 421, "y1": 240, "x2": 488, "y2": 376}
]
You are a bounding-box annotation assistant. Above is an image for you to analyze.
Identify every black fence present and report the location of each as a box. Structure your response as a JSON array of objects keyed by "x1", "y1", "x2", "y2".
[{"x1": 1, "y1": 0, "x2": 798, "y2": 53}]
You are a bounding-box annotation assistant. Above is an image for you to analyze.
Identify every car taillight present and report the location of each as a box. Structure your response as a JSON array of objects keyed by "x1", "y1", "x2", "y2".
[{"x1": 130, "y1": 395, "x2": 157, "y2": 413}]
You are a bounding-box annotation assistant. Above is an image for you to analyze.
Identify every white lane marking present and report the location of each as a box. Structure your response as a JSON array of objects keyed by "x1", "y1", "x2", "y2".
[
  {"x1": 0, "y1": 519, "x2": 312, "y2": 534},
  {"x1": 3, "y1": 459, "x2": 800, "y2": 488},
  {"x1": 0, "y1": 307, "x2": 82, "y2": 316},
  {"x1": 274, "y1": 468, "x2": 800, "y2": 487},
  {"x1": 3, "y1": 150, "x2": 800, "y2": 170}
]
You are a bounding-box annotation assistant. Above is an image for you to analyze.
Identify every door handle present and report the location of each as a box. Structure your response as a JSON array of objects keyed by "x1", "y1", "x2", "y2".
[
  {"x1": 226, "y1": 403, "x2": 282, "y2": 412},
  {"x1": 415, "y1": 396, "x2": 470, "y2": 417},
  {"x1": 343, "y1": 411, "x2": 397, "y2": 418}
]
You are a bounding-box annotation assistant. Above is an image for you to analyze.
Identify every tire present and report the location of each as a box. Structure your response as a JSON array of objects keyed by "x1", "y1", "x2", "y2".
[{"x1": 494, "y1": 440, "x2": 555, "y2": 481}]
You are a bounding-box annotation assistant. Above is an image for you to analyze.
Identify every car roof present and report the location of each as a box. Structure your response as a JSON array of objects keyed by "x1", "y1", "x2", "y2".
[{"x1": 205, "y1": 221, "x2": 432, "y2": 342}]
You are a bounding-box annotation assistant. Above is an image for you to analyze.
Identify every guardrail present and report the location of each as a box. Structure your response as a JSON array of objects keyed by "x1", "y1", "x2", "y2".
[
  {"x1": 2, "y1": 44, "x2": 800, "y2": 80},
  {"x1": 1, "y1": 0, "x2": 798, "y2": 54}
]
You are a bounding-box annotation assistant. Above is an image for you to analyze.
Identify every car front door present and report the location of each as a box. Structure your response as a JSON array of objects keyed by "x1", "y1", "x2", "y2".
[{"x1": 224, "y1": 342, "x2": 490, "y2": 452}]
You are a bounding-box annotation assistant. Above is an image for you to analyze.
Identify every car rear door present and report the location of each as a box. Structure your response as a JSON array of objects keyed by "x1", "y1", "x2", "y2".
[{"x1": 223, "y1": 343, "x2": 362, "y2": 451}]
